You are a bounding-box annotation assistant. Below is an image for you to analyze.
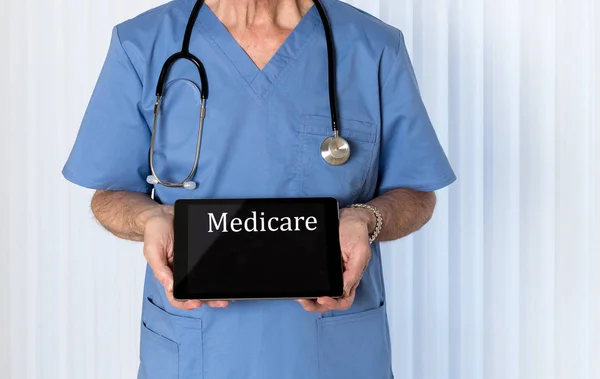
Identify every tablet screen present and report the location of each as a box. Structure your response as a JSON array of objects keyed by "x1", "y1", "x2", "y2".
[{"x1": 173, "y1": 198, "x2": 343, "y2": 300}]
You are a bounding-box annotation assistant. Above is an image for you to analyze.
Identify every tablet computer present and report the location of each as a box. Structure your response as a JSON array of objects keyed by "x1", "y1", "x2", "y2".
[{"x1": 173, "y1": 198, "x2": 343, "y2": 300}]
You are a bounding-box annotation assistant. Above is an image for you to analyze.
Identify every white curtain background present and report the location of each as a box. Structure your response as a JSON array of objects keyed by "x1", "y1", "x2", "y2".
[{"x1": 1, "y1": 0, "x2": 598, "y2": 378}]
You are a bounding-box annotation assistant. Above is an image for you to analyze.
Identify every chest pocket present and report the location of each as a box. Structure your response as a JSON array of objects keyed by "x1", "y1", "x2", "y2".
[{"x1": 298, "y1": 115, "x2": 377, "y2": 206}]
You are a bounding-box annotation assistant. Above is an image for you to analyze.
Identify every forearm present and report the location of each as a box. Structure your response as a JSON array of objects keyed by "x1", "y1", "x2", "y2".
[
  {"x1": 351, "y1": 188, "x2": 437, "y2": 242},
  {"x1": 90, "y1": 190, "x2": 168, "y2": 242}
]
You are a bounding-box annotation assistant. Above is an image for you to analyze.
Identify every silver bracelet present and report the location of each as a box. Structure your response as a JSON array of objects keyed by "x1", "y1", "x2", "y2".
[{"x1": 350, "y1": 203, "x2": 383, "y2": 243}]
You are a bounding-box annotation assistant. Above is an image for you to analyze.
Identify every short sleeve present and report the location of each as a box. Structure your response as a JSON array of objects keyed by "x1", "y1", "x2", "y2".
[
  {"x1": 376, "y1": 32, "x2": 457, "y2": 195},
  {"x1": 62, "y1": 26, "x2": 152, "y2": 193}
]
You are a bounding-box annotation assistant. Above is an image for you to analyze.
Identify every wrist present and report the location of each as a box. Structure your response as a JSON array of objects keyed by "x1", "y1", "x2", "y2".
[
  {"x1": 341, "y1": 207, "x2": 375, "y2": 232},
  {"x1": 348, "y1": 203, "x2": 383, "y2": 243},
  {"x1": 356, "y1": 208, "x2": 377, "y2": 234},
  {"x1": 138, "y1": 204, "x2": 173, "y2": 230}
]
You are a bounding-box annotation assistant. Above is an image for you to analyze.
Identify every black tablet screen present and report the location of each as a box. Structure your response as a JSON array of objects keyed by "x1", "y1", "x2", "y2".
[{"x1": 174, "y1": 198, "x2": 343, "y2": 299}]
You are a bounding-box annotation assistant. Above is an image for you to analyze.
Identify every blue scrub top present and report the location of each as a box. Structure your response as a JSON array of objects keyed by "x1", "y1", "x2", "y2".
[{"x1": 63, "y1": 0, "x2": 456, "y2": 378}]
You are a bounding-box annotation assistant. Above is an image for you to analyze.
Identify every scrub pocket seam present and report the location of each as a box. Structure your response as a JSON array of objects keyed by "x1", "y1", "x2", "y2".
[
  {"x1": 296, "y1": 125, "x2": 308, "y2": 197},
  {"x1": 316, "y1": 303, "x2": 390, "y2": 379},
  {"x1": 299, "y1": 115, "x2": 376, "y2": 203},
  {"x1": 145, "y1": 297, "x2": 204, "y2": 328},
  {"x1": 302, "y1": 115, "x2": 376, "y2": 143},
  {"x1": 317, "y1": 302, "x2": 385, "y2": 327},
  {"x1": 356, "y1": 132, "x2": 378, "y2": 201},
  {"x1": 141, "y1": 296, "x2": 204, "y2": 379},
  {"x1": 139, "y1": 320, "x2": 179, "y2": 379},
  {"x1": 141, "y1": 320, "x2": 179, "y2": 347}
]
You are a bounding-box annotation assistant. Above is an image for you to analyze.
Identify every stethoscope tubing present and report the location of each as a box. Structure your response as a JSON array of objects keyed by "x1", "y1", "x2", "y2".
[
  {"x1": 312, "y1": 0, "x2": 340, "y2": 135},
  {"x1": 148, "y1": 0, "x2": 339, "y2": 189},
  {"x1": 156, "y1": 0, "x2": 209, "y2": 99},
  {"x1": 149, "y1": 97, "x2": 206, "y2": 189}
]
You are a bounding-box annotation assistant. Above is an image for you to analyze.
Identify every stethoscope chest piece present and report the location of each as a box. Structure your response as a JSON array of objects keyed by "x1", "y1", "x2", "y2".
[{"x1": 320, "y1": 133, "x2": 350, "y2": 166}]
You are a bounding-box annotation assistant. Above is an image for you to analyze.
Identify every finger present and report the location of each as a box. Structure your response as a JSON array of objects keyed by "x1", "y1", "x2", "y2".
[
  {"x1": 206, "y1": 300, "x2": 229, "y2": 308},
  {"x1": 166, "y1": 290, "x2": 202, "y2": 310},
  {"x1": 160, "y1": 280, "x2": 201, "y2": 310},
  {"x1": 163, "y1": 280, "x2": 203, "y2": 310},
  {"x1": 145, "y1": 250, "x2": 202, "y2": 310},
  {"x1": 315, "y1": 296, "x2": 338, "y2": 308},
  {"x1": 168, "y1": 287, "x2": 204, "y2": 310},
  {"x1": 342, "y1": 269, "x2": 361, "y2": 297},
  {"x1": 182, "y1": 300, "x2": 203, "y2": 310},
  {"x1": 144, "y1": 244, "x2": 174, "y2": 290},
  {"x1": 315, "y1": 296, "x2": 353, "y2": 311},
  {"x1": 296, "y1": 299, "x2": 329, "y2": 313},
  {"x1": 153, "y1": 264, "x2": 198, "y2": 310},
  {"x1": 317, "y1": 288, "x2": 355, "y2": 311},
  {"x1": 342, "y1": 254, "x2": 369, "y2": 296}
]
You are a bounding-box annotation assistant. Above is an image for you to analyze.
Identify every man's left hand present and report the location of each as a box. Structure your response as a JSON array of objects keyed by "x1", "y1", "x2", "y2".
[{"x1": 297, "y1": 207, "x2": 373, "y2": 313}]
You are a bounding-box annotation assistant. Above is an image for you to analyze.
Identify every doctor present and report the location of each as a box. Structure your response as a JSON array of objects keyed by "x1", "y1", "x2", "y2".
[{"x1": 63, "y1": 0, "x2": 456, "y2": 378}]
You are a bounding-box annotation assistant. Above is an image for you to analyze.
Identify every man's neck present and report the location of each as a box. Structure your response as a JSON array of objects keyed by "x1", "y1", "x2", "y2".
[{"x1": 204, "y1": 0, "x2": 314, "y2": 30}]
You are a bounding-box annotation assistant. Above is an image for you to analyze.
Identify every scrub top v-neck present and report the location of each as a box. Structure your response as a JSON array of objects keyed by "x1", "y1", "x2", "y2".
[
  {"x1": 197, "y1": 3, "x2": 321, "y2": 98},
  {"x1": 62, "y1": 0, "x2": 457, "y2": 378}
]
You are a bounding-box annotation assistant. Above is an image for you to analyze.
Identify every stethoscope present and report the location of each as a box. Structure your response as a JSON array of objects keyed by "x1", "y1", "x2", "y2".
[{"x1": 147, "y1": 0, "x2": 349, "y2": 190}]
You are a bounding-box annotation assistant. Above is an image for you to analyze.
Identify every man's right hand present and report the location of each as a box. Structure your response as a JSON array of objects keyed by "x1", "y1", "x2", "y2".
[{"x1": 142, "y1": 205, "x2": 229, "y2": 310}]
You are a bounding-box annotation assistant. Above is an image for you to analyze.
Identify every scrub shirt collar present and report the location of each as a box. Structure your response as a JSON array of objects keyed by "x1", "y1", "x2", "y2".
[{"x1": 177, "y1": 0, "x2": 330, "y2": 97}]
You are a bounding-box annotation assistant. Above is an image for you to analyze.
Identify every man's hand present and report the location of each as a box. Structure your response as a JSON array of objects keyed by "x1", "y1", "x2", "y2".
[
  {"x1": 297, "y1": 207, "x2": 374, "y2": 313},
  {"x1": 92, "y1": 188, "x2": 435, "y2": 313},
  {"x1": 142, "y1": 205, "x2": 229, "y2": 311}
]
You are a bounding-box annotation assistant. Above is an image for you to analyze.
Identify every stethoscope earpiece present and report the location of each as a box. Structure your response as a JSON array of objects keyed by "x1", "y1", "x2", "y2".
[
  {"x1": 146, "y1": 175, "x2": 159, "y2": 185},
  {"x1": 146, "y1": 175, "x2": 197, "y2": 190}
]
